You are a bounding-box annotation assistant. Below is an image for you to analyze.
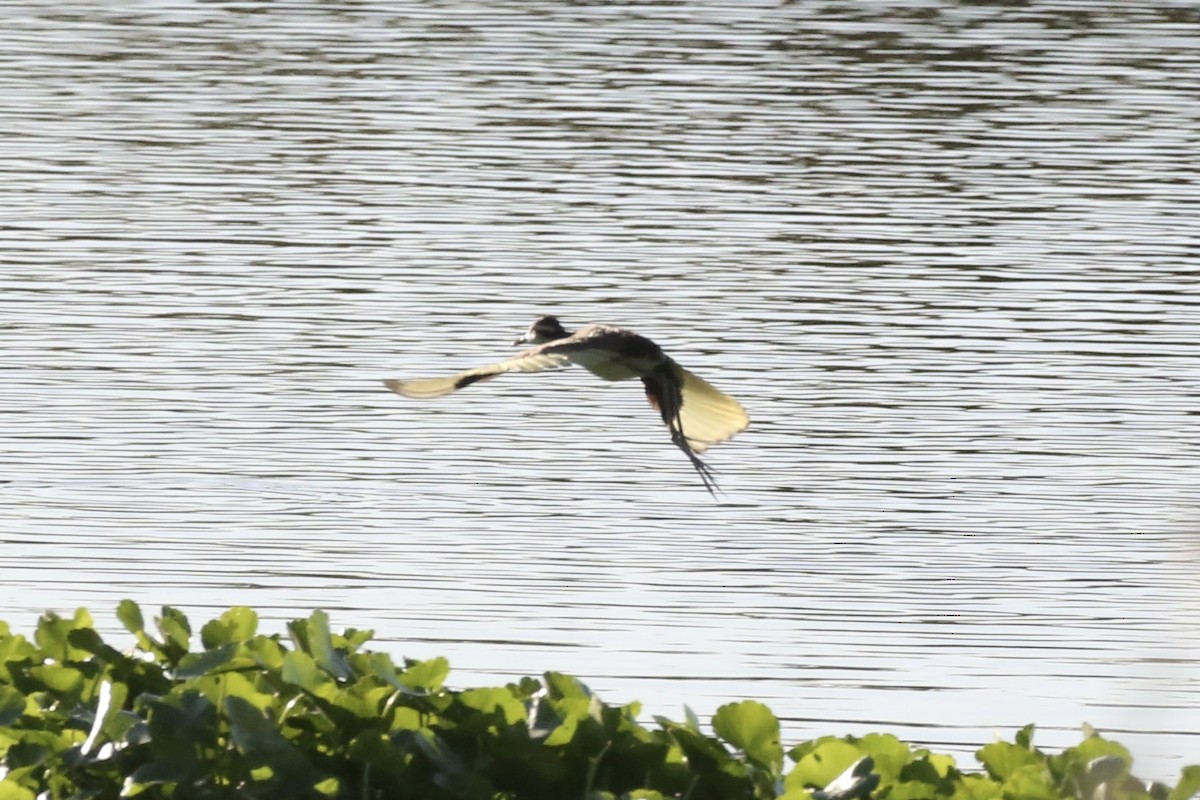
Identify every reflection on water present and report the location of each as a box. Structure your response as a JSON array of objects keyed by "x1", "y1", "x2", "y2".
[{"x1": 2, "y1": 0, "x2": 1198, "y2": 779}]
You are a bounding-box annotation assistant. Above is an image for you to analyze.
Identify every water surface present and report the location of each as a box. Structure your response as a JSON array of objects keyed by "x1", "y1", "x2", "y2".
[{"x1": 2, "y1": 0, "x2": 1198, "y2": 779}]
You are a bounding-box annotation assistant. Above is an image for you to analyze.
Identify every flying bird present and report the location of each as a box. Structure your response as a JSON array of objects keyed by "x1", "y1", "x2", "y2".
[{"x1": 383, "y1": 316, "x2": 749, "y2": 495}]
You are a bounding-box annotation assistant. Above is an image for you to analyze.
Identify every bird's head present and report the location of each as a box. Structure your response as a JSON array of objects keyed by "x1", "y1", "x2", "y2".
[{"x1": 513, "y1": 316, "x2": 571, "y2": 345}]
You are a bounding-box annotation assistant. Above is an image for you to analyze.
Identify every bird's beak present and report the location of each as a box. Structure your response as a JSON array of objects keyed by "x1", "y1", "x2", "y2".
[{"x1": 512, "y1": 332, "x2": 534, "y2": 346}]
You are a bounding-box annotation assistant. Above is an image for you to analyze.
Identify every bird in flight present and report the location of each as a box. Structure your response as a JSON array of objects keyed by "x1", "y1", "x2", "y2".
[{"x1": 383, "y1": 316, "x2": 749, "y2": 496}]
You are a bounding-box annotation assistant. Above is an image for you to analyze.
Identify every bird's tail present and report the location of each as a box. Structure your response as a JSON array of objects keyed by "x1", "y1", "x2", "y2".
[{"x1": 671, "y1": 366, "x2": 750, "y2": 453}]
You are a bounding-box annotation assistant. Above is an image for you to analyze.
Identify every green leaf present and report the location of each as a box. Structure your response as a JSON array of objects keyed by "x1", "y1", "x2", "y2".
[
  {"x1": 889, "y1": 780, "x2": 941, "y2": 800},
  {"x1": 662, "y1": 721, "x2": 738, "y2": 776},
  {"x1": 928, "y1": 753, "x2": 957, "y2": 778},
  {"x1": 412, "y1": 726, "x2": 465, "y2": 774},
  {"x1": 999, "y1": 764, "x2": 1059, "y2": 800},
  {"x1": 950, "y1": 774, "x2": 1004, "y2": 800},
  {"x1": 307, "y1": 610, "x2": 353, "y2": 681},
  {"x1": 281, "y1": 650, "x2": 337, "y2": 701},
  {"x1": 34, "y1": 609, "x2": 92, "y2": 661},
  {"x1": 0, "y1": 633, "x2": 36, "y2": 682},
  {"x1": 117, "y1": 599, "x2": 165, "y2": 656},
  {"x1": 155, "y1": 606, "x2": 191, "y2": 654},
  {"x1": 544, "y1": 713, "x2": 580, "y2": 746},
  {"x1": 399, "y1": 657, "x2": 449, "y2": 692},
  {"x1": 1170, "y1": 766, "x2": 1200, "y2": 800},
  {"x1": 136, "y1": 692, "x2": 216, "y2": 784},
  {"x1": 459, "y1": 686, "x2": 526, "y2": 725},
  {"x1": 27, "y1": 664, "x2": 85, "y2": 694},
  {"x1": 353, "y1": 651, "x2": 399, "y2": 685},
  {"x1": 225, "y1": 695, "x2": 315, "y2": 785},
  {"x1": 545, "y1": 671, "x2": 593, "y2": 701},
  {"x1": 66, "y1": 627, "x2": 128, "y2": 667},
  {"x1": 200, "y1": 607, "x2": 257, "y2": 647},
  {"x1": 1071, "y1": 734, "x2": 1131, "y2": 765},
  {"x1": 116, "y1": 599, "x2": 145, "y2": 636},
  {"x1": 852, "y1": 733, "x2": 911, "y2": 781},
  {"x1": 712, "y1": 700, "x2": 783, "y2": 773},
  {"x1": 1015, "y1": 724, "x2": 1035, "y2": 749},
  {"x1": 787, "y1": 740, "x2": 864, "y2": 791},
  {"x1": 174, "y1": 642, "x2": 240, "y2": 679},
  {"x1": 977, "y1": 740, "x2": 1042, "y2": 781},
  {"x1": 0, "y1": 684, "x2": 26, "y2": 725},
  {"x1": 0, "y1": 782, "x2": 37, "y2": 800}
]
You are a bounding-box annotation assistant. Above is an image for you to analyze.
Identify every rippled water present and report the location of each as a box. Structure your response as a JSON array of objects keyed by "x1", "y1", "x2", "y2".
[{"x1": 2, "y1": 0, "x2": 1198, "y2": 779}]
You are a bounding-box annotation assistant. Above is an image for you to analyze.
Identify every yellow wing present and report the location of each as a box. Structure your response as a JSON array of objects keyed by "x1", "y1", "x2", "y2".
[
  {"x1": 384, "y1": 350, "x2": 571, "y2": 399},
  {"x1": 674, "y1": 366, "x2": 750, "y2": 452}
]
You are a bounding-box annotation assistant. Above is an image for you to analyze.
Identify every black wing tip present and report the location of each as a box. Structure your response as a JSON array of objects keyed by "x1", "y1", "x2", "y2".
[{"x1": 454, "y1": 373, "x2": 492, "y2": 390}]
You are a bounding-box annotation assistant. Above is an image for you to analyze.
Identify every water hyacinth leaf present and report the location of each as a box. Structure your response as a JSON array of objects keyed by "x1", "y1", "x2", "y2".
[
  {"x1": 27, "y1": 664, "x2": 85, "y2": 695},
  {"x1": 775, "y1": 790, "x2": 815, "y2": 800},
  {"x1": 331, "y1": 682, "x2": 388, "y2": 720},
  {"x1": 174, "y1": 642, "x2": 240, "y2": 679},
  {"x1": 787, "y1": 739, "x2": 864, "y2": 792},
  {"x1": 1083, "y1": 755, "x2": 1128, "y2": 786},
  {"x1": 544, "y1": 713, "x2": 579, "y2": 746},
  {"x1": 511, "y1": 675, "x2": 542, "y2": 698},
  {"x1": 155, "y1": 606, "x2": 191, "y2": 655},
  {"x1": 460, "y1": 687, "x2": 526, "y2": 725},
  {"x1": 952, "y1": 773, "x2": 1004, "y2": 800},
  {"x1": 116, "y1": 599, "x2": 163, "y2": 655},
  {"x1": 1170, "y1": 765, "x2": 1200, "y2": 800},
  {"x1": 353, "y1": 651, "x2": 399, "y2": 685},
  {"x1": 661, "y1": 720, "x2": 735, "y2": 772},
  {"x1": 896, "y1": 758, "x2": 948, "y2": 789},
  {"x1": 243, "y1": 633, "x2": 287, "y2": 671},
  {"x1": 557, "y1": 695, "x2": 599, "y2": 724},
  {"x1": 811, "y1": 756, "x2": 879, "y2": 800},
  {"x1": 294, "y1": 610, "x2": 352, "y2": 681},
  {"x1": 225, "y1": 695, "x2": 316, "y2": 786},
  {"x1": 977, "y1": 740, "x2": 1043, "y2": 781},
  {"x1": 145, "y1": 693, "x2": 220, "y2": 777},
  {"x1": 66, "y1": 627, "x2": 129, "y2": 666},
  {"x1": 927, "y1": 753, "x2": 956, "y2": 778},
  {"x1": 545, "y1": 671, "x2": 592, "y2": 701},
  {"x1": 0, "y1": 684, "x2": 26, "y2": 725},
  {"x1": 116, "y1": 600, "x2": 144, "y2": 635},
  {"x1": 1052, "y1": 733, "x2": 1132, "y2": 781},
  {"x1": 998, "y1": 764, "x2": 1058, "y2": 800},
  {"x1": 852, "y1": 733, "x2": 912, "y2": 781},
  {"x1": 389, "y1": 705, "x2": 423, "y2": 732},
  {"x1": 712, "y1": 700, "x2": 783, "y2": 773},
  {"x1": 34, "y1": 609, "x2": 92, "y2": 662},
  {"x1": 0, "y1": 781, "x2": 37, "y2": 800},
  {"x1": 413, "y1": 727, "x2": 465, "y2": 774},
  {"x1": 200, "y1": 607, "x2": 257, "y2": 648},
  {"x1": 339, "y1": 626, "x2": 375, "y2": 651},
  {"x1": 1016, "y1": 724, "x2": 1035, "y2": 750},
  {"x1": 887, "y1": 780, "x2": 941, "y2": 800},
  {"x1": 398, "y1": 656, "x2": 449, "y2": 692},
  {"x1": 133, "y1": 694, "x2": 217, "y2": 785},
  {"x1": 0, "y1": 634, "x2": 38, "y2": 681},
  {"x1": 282, "y1": 650, "x2": 338, "y2": 700},
  {"x1": 192, "y1": 668, "x2": 275, "y2": 716},
  {"x1": 0, "y1": 605, "x2": 1197, "y2": 798}
]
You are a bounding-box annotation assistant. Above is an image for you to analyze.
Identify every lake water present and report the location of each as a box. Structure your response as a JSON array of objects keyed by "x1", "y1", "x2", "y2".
[{"x1": 2, "y1": 0, "x2": 1198, "y2": 781}]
